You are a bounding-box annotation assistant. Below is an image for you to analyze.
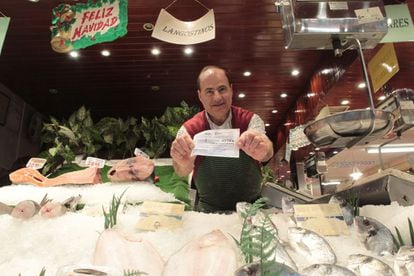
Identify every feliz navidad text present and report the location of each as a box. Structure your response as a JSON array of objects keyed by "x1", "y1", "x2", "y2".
[{"x1": 71, "y1": 6, "x2": 118, "y2": 40}]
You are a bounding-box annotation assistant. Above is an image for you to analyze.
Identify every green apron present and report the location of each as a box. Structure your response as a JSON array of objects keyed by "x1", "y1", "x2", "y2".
[{"x1": 194, "y1": 151, "x2": 262, "y2": 213}]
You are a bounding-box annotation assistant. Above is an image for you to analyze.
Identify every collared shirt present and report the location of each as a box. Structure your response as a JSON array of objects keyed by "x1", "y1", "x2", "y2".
[{"x1": 177, "y1": 110, "x2": 265, "y2": 137}]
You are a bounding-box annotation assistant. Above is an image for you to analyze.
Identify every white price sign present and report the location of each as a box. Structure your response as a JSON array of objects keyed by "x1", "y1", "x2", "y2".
[
  {"x1": 26, "y1": 158, "x2": 47, "y2": 170},
  {"x1": 85, "y1": 157, "x2": 106, "y2": 168}
]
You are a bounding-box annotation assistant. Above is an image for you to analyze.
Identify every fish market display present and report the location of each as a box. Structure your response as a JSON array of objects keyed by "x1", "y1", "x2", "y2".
[
  {"x1": 163, "y1": 229, "x2": 240, "y2": 276},
  {"x1": 9, "y1": 167, "x2": 102, "y2": 186},
  {"x1": 354, "y1": 216, "x2": 396, "y2": 256},
  {"x1": 394, "y1": 245, "x2": 414, "y2": 276},
  {"x1": 287, "y1": 227, "x2": 336, "y2": 264},
  {"x1": 348, "y1": 254, "x2": 395, "y2": 276},
  {"x1": 93, "y1": 228, "x2": 164, "y2": 275},
  {"x1": 302, "y1": 264, "x2": 356, "y2": 276},
  {"x1": 235, "y1": 261, "x2": 300, "y2": 276},
  {"x1": 107, "y1": 156, "x2": 154, "y2": 182},
  {"x1": 10, "y1": 194, "x2": 49, "y2": 219},
  {"x1": 329, "y1": 195, "x2": 354, "y2": 225}
]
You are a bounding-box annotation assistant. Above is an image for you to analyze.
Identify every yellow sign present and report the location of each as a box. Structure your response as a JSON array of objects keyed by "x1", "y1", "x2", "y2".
[{"x1": 368, "y1": 43, "x2": 399, "y2": 93}]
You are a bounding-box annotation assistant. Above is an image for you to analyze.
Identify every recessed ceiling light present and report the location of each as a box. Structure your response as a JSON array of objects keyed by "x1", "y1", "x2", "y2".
[
  {"x1": 243, "y1": 71, "x2": 252, "y2": 77},
  {"x1": 238, "y1": 93, "x2": 246, "y2": 98},
  {"x1": 151, "y1": 48, "x2": 161, "y2": 56},
  {"x1": 378, "y1": 95, "x2": 386, "y2": 101},
  {"x1": 357, "y1": 82, "x2": 366, "y2": 89},
  {"x1": 265, "y1": 123, "x2": 270, "y2": 127},
  {"x1": 284, "y1": 122, "x2": 293, "y2": 126},
  {"x1": 69, "y1": 51, "x2": 79, "y2": 58},
  {"x1": 28, "y1": 0, "x2": 39, "y2": 2},
  {"x1": 315, "y1": 147, "x2": 320, "y2": 151},
  {"x1": 271, "y1": 109, "x2": 278, "y2": 114},
  {"x1": 307, "y1": 92, "x2": 316, "y2": 97},
  {"x1": 291, "y1": 69, "x2": 300, "y2": 76},
  {"x1": 333, "y1": 150, "x2": 338, "y2": 154},
  {"x1": 184, "y1": 47, "x2": 193, "y2": 55},
  {"x1": 321, "y1": 69, "x2": 330, "y2": 74},
  {"x1": 280, "y1": 93, "x2": 288, "y2": 98},
  {"x1": 101, "y1": 50, "x2": 110, "y2": 56},
  {"x1": 341, "y1": 99, "x2": 350, "y2": 105}
]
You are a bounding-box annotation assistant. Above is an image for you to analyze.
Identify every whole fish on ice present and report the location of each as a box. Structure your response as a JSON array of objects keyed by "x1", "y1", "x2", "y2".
[
  {"x1": 93, "y1": 228, "x2": 164, "y2": 275},
  {"x1": 163, "y1": 229, "x2": 240, "y2": 276},
  {"x1": 354, "y1": 216, "x2": 396, "y2": 256},
  {"x1": 10, "y1": 194, "x2": 50, "y2": 219},
  {"x1": 394, "y1": 245, "x2": 414, "y2": 276},
  {"x1": 329, "y1": 195, "x2": 354, "y2": 225},
  {"x1": 347, "y1": 254, "x2": 395, "y2": 276},
  {"x1": 287, "y1": 227, "x2": 336, "y2": 264},
  {"x1": 303, "y1": 264, "x2": 356, "y2": 276},
  {"x1": 235, "y1": 261, "x2": 301, "y2": 276}
]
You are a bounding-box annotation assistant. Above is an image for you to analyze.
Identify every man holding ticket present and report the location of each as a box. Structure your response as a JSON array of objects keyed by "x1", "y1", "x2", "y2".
[{"x1": 170, "y1": 65, "x2": 274, "y2": 213}]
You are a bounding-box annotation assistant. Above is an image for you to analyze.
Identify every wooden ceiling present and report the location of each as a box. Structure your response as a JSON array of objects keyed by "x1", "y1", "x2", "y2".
[{"x1": 0, "y1": 0, "x2": 413, "y2": 150}]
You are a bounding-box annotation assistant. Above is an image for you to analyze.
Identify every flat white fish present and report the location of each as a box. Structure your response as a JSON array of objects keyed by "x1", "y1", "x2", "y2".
[
  {"x1": 354, "y1": 216, "x2": 396, "y2": 256},
  {"x1": 163, "y1": 229, "x2": 240, "y2": 276},
  {"x1": 303, "y1": 264, "x2": 356, "y2": 276},
  {"x1": 394, "y1": 245, "x2": 414, "y2": 276},
  {"x1": 348, "y1": 254, "x2": 395, "y2": 276},
  {"x1": 329, "y1": 195, "x2": 354, "y2": 225},
  {"x1": 287, "y1": 227, "x2": 336, "y2": 264},
  {"x1": 93, "y1": 228, "x2": 164, "y2": 276}
]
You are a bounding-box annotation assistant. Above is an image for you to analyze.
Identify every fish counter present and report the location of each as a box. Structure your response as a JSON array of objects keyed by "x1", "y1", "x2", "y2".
[{"x1": 0, "y1": 181, "x2": 413, "y2": 275}]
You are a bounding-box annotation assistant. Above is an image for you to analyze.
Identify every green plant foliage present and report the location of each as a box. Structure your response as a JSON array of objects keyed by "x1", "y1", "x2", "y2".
[
  {"x1": 236, "y1": 198, "x2": 282, "y2": 275},
  {"x1": 346, "y1": 193, "x2": 360, "y2": 216},
  {"x1": 261, "y1": 165, "x2": 276, "y2": 185},
  {"x1": 393, "y1": 218, "x2": 414, "y2": 250},
  {"x1": 103, "y1": 190, "x2": 127, "y2": 229}
]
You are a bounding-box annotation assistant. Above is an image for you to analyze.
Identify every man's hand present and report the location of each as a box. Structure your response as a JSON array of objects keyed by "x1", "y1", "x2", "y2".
[
  {"x1": 170, "y1": 134, "x2": 196, "y2": 176},
  {"x1": 237, "y1": 129, "x2": 274, "y2": 162}
]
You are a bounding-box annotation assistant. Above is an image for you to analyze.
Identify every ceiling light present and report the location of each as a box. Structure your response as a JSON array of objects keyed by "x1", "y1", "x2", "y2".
[
  {"x1": 357, "y1": 82, "x2": 366, "y2": 89},
  {"x1": 271, "y1": 109, "x2": 278, "y2": 114},
  {"x1": 151, "y1": 48, "x2": 161, "y2": 55},
  {"x1": 243, "y1": 71, "x2": 252, "y2": 77},
  {"x1": 69, "y1": 51, "x2": 79, "y2": 58},
  {"x1": 321, "y1": 69, "x2": 330, "y2": 75},
  {"x1": 333, "y1": 150, "x2": 338, "y2": 154},
  {"x1": 366, "y1": 144, "x2": 414, "y2": 154},
  {"x1": 350, "y1": 167, "x2": 363, "y2": 180},
  {"x1": 315, "y1": 147, "x2": 320, "y2": 151},
  {"x1": 238, "y1": 93, "x2": 246, "y2": 98},
  {"x1": 101, "y1": 50, "x2": 110, "y2": 56},
  {"x1": 321, "y1": 181, "x2": 341, "y2": 186},
  {"x1": 307, "y1": 92, "x2": 316, "y2": 97},
  {"x1": 28, "y1": 0, "x2": 40, "y2": 2},
  {"x1": 291, "y1": 69, "x2": 300, "y2": 76},
  {"x1": 378, "y1": 95, "x2": 386, "y2": 101},
  {"x1": 280, "y1": 93, "x2": 288, "y2": 98},
  {"x1": 284, "y1": 122, "x2": 293, "y2": 126},
  {"x1": 341, "y1": 99, "x2": 350, "y2": 105},
  {"x1": 265, "y1": 123, "x2": 270, "y2": 127},
  {"x1": 183, "y1": 47, "x2": 193, "y2": 55}
]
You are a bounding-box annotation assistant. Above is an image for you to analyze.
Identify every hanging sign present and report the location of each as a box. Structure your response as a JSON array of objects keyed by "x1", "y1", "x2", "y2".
[
  {"x1": 151, "y1": 9, "x2": 215, "y2": 45},
  {"x1": 381, "y1": 4, "x2": 414, "y2": 43},
  {"x1": 0, "y1": 17, "x2": 10, "y2": 55},
  {"x1": 50, "y1": 0, "x2": 128, "y2": 53},
  {"x1": 368, "y1": 43, "x2": 399, "y2": 93}
]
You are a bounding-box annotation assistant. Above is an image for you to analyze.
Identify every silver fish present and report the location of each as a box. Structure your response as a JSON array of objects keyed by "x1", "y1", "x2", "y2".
[
  {"x1": 302, "y1": 264, "x2": 356, "y2": 276},
  {"x1": 287, "y1": 227, "x2": 336, "y2": 264},
  {"x1": 235, "y1": 261, "x2": 301, "y2": 276},
  {"x1": 348, "y1": 254, "x2": 395, "y2": 276},
  {"x1": 62, "y1": 194, "x2": 82, "y2": 211},
  {"x1": 394, "y1": 245, "x2": 414, "y2": 276},
  {"x1": 329, "y1": 195, "x2": 354, "y2": 225},
  {"x1": 281, "y1": 196, "x2": 296, "y2": 215},
  {"x1": 354, "y1": 216, "x2": 396, "y2": 256},
  {"x1": 0, "y1": 202, "x2": 13, "y2": 215}
]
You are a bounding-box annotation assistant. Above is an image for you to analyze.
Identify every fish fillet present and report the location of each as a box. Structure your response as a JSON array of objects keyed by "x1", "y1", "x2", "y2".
[
  {"x1": 92, "y1": 228, "x2": 164, "y2": 276},
  {"x1": 163, "y1": 229, "x2": 240, "y2": 276}
]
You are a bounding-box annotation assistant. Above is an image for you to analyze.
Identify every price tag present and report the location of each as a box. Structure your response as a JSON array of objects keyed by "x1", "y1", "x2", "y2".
[
  {"x1": 354, "y1": 7, "x2": 384, "y2": 25},
  {"x1": 85, "y1": 157, "x2": 106, "y2": 168},
  {"x1": 26, "y1": 158, "x2": 47, "y2": 169},
  {"x1": 329, "y1": 2, "x2": 348, "y2": 11},
  {"x1": 400, "y1": 100, "x2": 414, "y2": 110},
  {"x1": 134, "y1": 148, "x2": 150, "y2": 159}
]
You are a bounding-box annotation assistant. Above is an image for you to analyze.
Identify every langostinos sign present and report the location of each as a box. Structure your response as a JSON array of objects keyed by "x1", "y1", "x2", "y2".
[{"x1": 50, "y1": 0, "x2": 128, "y2": 53}]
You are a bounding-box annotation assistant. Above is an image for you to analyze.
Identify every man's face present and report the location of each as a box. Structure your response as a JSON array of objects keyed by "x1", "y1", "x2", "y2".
[{"x1": 198, "y1": 68, "x2": 233, "y2": 125}]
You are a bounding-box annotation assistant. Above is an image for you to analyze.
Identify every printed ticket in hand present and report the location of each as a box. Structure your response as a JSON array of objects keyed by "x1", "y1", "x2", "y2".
[{"x1": 191, "y1": 128, "x2": 240, "y2": 158}]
